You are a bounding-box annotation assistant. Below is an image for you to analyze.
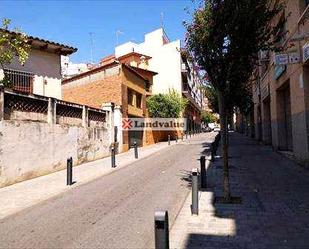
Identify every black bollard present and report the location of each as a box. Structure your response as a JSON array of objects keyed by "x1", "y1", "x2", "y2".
[
  {"x1": 134, "y1": 140, "x2": 138, "y2": 159},
  {"x1": 154, "y1": 210, "x2": 169, "y2": 249},
  {"x1": 111, "y1": 144, "x2": 116, "y2": 168},
  {"x1": 200, "y1": 156, "x2": 206, "y2": 188},
  {"x1": 191, "y1": 168, "x2": 199, "y2": 215},
  {"x1": 168, "y1": 135, "x2": 170, "y2": 145},
  {"x1": 210, "y1": 142, "x2": 215, "y2": 162},
  {"x1": 185, "y1": 132, "x2": 188, "y2": 139},
  {"x1": 66, "y1": 157, "x2": 73, "y2": 186},
  {"x1": 175, "y1": 136, "x2": 178, "y2": 143}
]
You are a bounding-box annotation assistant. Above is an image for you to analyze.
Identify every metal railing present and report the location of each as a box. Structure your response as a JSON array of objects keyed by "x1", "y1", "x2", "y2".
[{"x1": 4, "y1": 69, "x2": 34, "y2": 94}]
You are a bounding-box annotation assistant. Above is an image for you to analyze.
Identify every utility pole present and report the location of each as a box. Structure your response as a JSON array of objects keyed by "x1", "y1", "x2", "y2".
[
  {"x1": 160, "y1": 12, "x2": 164, "y2": 28},
  {"x1": 89, "y1": 32, "x2": 94, "y2": 64}
]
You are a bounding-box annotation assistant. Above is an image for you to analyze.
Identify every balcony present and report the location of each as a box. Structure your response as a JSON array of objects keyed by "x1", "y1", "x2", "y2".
[
  {"x1": 182, "y1": 83, "x2": 202, "y2": 111},
  {"x1": 3, "y1": 69, "x2": 34, "y2": 94}
]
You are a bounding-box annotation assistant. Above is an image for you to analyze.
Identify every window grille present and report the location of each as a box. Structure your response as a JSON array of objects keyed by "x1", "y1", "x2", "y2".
[{"x1": 4, "y1": 69, "x2": 34, "y2": 94}]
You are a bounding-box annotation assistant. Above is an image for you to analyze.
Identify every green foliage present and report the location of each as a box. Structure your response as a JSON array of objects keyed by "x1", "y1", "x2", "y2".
[
  {"x1": 0, "y1": 18, "x2": 30, "y2": 69},
  {"x1": 1, "y1": 77, "x2": 12, "y2": 88},
  {"x1": 201, "y1": 111, "x2": 218, "y2": 124},
  {"x1": 185, "y1": 0, "x2": 283, "y2": 200},
  {"x1": 185, "y1": 0, "x2": 283, "y2": 114},
  {"x1": 204, "y1": 85, "x2": 219, "y2": 113},
  {"x1": 146, "y1": 90, "x2": 188, "y2": 118}
]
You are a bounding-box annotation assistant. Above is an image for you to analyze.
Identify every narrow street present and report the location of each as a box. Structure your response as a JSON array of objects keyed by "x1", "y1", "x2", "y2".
[{"x1": 0, "y1": 133, "x2": 214, "y2": 249}]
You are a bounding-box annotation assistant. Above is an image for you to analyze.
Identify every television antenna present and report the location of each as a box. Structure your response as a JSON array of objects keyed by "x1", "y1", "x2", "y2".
[
  {"x1": 89, "y1": 32, "x2": 94, "y2": 64},
  {"x1": 116, "y1": 30, "x2": 124, "y2": 46}
]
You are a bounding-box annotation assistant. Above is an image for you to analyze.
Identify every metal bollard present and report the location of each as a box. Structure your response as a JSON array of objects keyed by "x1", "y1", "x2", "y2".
[
  {"x1": 154, "y1": 210, "x2": 169, "y2": 249},
  {"x1": 200, "y1": 156, "x2": 206, "y2": 189},
  {"x1": 134, "y1": 140, "x2": 138, "y2": 159},
  {"x1": 185, "y1": 132, "x2": 188, "y2": 139},
  {"x1": 175, "y1": 136, "x2": 178, "y2": 143},
  {"x1": 168, "y1": 135, "x2": 170, "y2": 145},
  {"x1": 210, "y1": 142, "x2": 215, "y2": 162},
  {"x1": 191, "y1": 168, "x2": 199, "y2": 215},
  {"x1": 66, "y1": 157, "x2": 73, "y2": 186},
  {"x1": 111, "y1": 144, "x2": 116, "y2": 168}
]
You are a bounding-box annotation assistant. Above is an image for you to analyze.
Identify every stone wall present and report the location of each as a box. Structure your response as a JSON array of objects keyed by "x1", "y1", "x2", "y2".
[{"x1": 0, "y1": 88, "x2": 112, "y2": 188}]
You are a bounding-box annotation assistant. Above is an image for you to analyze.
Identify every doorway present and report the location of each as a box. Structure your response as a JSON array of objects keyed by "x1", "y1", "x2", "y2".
[
  {"x1": 276, "y1": 82, "x2": 293, "y2": 151},
  {"x1": 263, "y1": 97, "x2": 272, "y2": 145}
]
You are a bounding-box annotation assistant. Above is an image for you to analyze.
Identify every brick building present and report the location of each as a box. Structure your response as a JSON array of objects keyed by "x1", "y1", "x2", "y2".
[
  {"x1": 62, "y1": 52, "x2": 157, "y2": 152},
  {"x1": 251, "y1": 1, "x2": 309, "y2": 165}
]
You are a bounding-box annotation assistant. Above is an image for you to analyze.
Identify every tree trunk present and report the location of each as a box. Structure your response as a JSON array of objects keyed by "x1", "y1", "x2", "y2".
[{"x1": 218, "y1": 91, "x2": 231, "y2": 202}]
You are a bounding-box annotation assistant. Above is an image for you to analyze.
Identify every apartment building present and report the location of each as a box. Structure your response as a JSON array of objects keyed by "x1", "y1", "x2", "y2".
[
  {"x1": 62, "y1": 52, "x2": 156, "y2": 152},
  {"x1": 115, "y1": 28, "x2": 204, "y2": 132},
  {"x1": 252, "y1": 1, "x2": 309, "y2": 165},
  {"x1": 0, "y1": 29, "x2": 77, "y2": 99},
  {"x1": 61, "y1": 55, "x2": 92, "y2": 79}
]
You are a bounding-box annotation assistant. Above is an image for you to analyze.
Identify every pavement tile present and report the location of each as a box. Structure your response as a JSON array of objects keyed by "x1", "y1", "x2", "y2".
[{"x1": 170, "y1": 132, "x2": 309, "y2": 249}]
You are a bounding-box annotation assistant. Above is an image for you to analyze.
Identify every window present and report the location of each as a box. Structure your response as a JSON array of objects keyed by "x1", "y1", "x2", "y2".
[
  {"x1": 145, "y1": 81, "x2": 151, "y2": 92},
  {"x1": 136, "y1": 93, "x2": 142, "y2": 108},
  {"x1": 3, "y1": 69, "x2": 34, "y2": 94},
  {"x1": 127, "y1": 88, "x2": 142, "y2": 109},
  {"x1": 274, "y1": 15, "x2": 286, "y2": 51},
  {"x1": 128, "y1": 88, "x2": 134, "y2": 106}
]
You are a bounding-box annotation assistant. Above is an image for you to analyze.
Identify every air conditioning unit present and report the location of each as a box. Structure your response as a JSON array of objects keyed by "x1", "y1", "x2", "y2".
[{"x1": 303, "y1": 43, "x2": 309, "y2": 63}]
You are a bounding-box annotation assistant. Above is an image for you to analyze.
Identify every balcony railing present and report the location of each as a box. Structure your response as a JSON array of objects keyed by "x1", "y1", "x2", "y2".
[{"x1": 3, "y1": 69, "x2": 34, "y2": 94}]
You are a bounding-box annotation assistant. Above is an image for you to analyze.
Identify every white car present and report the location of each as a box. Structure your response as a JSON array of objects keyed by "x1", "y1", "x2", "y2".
[{"x1": 213, "y1": 127, "x2": 220, "y2": 132}]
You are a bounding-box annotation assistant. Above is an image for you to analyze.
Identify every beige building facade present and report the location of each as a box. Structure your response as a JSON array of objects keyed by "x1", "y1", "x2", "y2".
[
  {"x1": 252, "y1": 1, "x2": 309, "y2": 165},
  {"x1": 0, "y1": 29, "x2": 77, "y2": 99}
]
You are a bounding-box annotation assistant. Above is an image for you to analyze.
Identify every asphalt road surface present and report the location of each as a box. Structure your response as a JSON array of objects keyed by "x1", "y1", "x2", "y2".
[{"x1": 0, "y1": 133, "x2": 214, "y2": 249}]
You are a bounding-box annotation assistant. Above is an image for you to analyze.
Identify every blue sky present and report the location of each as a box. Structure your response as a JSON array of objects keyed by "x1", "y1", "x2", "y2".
[{"x1": 1, "y1": 0, "x2": 199, "y2": 63}]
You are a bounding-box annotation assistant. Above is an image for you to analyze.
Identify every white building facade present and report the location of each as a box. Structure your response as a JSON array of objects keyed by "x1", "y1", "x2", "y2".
[{"x1": 61, "y1": 56, "x2": 90, "y2": 79}]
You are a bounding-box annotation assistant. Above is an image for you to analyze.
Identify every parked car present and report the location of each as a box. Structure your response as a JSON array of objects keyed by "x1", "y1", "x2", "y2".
[
  {"x1": 214, "y1": 127, "x2": 220, "y2": 132},
  {"x1": 208, "y1": 123, "x2": 215, "y2": 130},
  {"x1": 203, "y1": 127, "x2": 212, "y2": 132}
]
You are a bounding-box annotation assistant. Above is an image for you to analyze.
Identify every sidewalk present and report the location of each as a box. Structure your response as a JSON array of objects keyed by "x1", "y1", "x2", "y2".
[
  {"x1": 170, "y1": 132, "x2": 309, "y2": 249},
  {"x1": 0, "y1": 137, "x2": 190, "y2": 219}
]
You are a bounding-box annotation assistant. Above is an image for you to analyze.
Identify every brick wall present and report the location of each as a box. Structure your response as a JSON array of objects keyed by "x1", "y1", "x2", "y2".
[{"x1": 62, "y1": 73, "x2": 123, "y2": 109}]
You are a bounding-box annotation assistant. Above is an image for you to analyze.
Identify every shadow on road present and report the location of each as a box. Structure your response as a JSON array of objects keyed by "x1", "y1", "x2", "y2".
[{"x1": 180, "y1": 132, "x2": 309, "y2": 249}]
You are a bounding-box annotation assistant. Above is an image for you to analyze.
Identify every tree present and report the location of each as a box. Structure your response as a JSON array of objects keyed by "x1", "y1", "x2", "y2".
[
  {"x1": 146, "y1": 90, "x2": 187, "y2": 118},
  {"x1": 204, "y1": 84, "x2": 219, "y2": 113},
  {"x1": 186, "y1": 0, "x2": 282, "y2": 202},
  {"x1": 201, "y1": 111, "x2": 218, "y2": 124},
  {"x1": 0, "y1": 18, "x2": 30, "y2": 85}
]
